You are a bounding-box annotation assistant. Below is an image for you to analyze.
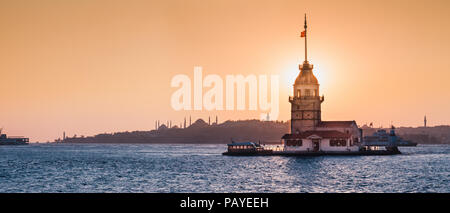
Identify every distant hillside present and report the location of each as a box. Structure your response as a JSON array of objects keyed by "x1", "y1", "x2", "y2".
[
  {"x1": 59, "y1": 120, "x2": 449, "y2": 144},
  {"x1": 61, "y1": 119, "x2": 289, "y2": 144}
]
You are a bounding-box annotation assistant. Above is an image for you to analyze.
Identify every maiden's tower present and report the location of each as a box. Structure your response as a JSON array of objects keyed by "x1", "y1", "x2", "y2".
[{"x1": 281, "y1": 14, "x2": 362, "y2": 153}]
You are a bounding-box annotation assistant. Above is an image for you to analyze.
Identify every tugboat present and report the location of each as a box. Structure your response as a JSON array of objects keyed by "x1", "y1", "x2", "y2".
[{"x1": 0, "y1": 129, "x2": 29, "y2": 145}]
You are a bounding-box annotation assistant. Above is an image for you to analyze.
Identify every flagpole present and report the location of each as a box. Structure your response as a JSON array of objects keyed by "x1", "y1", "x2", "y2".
[{"x1": 304, "y1": 14, "x2": 307, "y2": 62}]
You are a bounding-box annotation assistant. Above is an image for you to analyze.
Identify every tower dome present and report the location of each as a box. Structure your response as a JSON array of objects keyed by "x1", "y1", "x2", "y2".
[{"x1": 295, "y1": 61, "x2": 318, "y2": 85}]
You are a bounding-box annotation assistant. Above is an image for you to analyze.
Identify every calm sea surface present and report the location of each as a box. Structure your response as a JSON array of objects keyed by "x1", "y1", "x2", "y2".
[{"x1": 0, "y1": 144, "x2": 448, "y2": 192}]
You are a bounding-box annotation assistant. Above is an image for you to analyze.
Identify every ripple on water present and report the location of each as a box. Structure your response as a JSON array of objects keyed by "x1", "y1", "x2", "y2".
[{"x1": 0, "y1": 144, "x2": 448, "y2": 192}]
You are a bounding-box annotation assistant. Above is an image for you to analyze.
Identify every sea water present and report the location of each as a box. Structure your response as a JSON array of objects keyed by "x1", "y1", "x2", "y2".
[{"x1": 0, "y1": 144, "x2": 448, "y2": 192}]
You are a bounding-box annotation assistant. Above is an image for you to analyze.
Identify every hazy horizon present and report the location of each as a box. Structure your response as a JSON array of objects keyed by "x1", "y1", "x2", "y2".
[{"x1": 1, "y1": 0, "x2": 450, "y2": 141}]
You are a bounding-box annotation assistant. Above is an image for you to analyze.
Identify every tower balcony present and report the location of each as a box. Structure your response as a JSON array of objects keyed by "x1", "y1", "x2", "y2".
[{"x1": 289, "y1": 95, "x2": 324, "y2": 103}]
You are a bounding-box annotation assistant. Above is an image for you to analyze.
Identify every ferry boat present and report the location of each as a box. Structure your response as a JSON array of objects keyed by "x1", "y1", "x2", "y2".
[
  {"x1": 363, "y1": 126, "x2": 417, "y2": 147},
  {"x1": 223, "y1": 141, "x2": 273, "y2": 156},
  {"x1": 0, "y1": 129, "x2": 29, "y2": 145}
]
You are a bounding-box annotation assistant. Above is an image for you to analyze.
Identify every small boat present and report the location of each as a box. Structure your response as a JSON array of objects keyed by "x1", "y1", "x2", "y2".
[
  {"x1": 223, "y1": 141, "x2": 273, "y2": 156},
  {"x1": 0, "y1": 129, "x2": 29, "y2": 145}
]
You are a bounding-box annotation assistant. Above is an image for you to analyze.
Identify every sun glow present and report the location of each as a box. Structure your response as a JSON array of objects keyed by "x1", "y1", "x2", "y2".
[
  {"x1": 284, "y1": 65, "x2": 299, "y2": 87},
  {"x1": 282, "y1": 60, "x2": 330, "y2": 95},
  {"x1": 311, "y1": 62, "x2": 329, "y2": 87}
]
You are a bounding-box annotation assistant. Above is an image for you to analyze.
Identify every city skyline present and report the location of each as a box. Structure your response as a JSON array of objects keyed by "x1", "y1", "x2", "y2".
[{"x1": 1, "y1": 0, "x2": 450, "y2": 141}]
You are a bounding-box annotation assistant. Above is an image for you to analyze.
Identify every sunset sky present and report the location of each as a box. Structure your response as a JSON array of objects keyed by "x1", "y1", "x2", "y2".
[{"x1": 1, "y1": 0, "x2": 449, "y2": 142}]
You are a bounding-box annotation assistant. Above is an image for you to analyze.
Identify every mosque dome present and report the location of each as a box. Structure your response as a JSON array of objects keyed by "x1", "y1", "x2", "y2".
[{"x1": 188, "y1": 119, "x2": 209, "y2": 129}]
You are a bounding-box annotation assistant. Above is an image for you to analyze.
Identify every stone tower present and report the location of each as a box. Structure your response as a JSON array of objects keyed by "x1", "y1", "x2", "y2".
[
  {"x1": 290, "y1": 61, "x2": 324, "y2": 134},
  {"x1": 289, "y1": 14, "x2": 324, "y2": 134}
]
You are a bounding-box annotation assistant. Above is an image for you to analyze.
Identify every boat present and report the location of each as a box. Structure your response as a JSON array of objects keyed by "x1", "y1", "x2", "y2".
[
  {"x1": 0, "y1": 129, "x2": 29, "y2": 145},
  {"x1": 363, "y1": 126, "x2": 417, "y2": 147},
  {"x1": 223, "y1": 141, "x2": 273, "y2": 156}
]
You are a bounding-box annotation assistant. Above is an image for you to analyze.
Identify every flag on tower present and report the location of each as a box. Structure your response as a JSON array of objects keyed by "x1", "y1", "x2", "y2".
[{"x1": 300, "y1": 30, "x2": 306, "y2": 37}]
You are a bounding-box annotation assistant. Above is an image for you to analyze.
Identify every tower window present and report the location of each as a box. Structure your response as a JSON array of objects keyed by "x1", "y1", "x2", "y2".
[
  {"x1": 297, "y1": 89, "x2": 301, "y2": 97},
  {"x1": 305, "y1": 89, "x2": 311, "y2": 96}
]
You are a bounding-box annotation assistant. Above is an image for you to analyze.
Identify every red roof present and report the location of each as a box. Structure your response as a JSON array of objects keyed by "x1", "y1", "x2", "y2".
[
  {"x1": 317, "y1": 121, "x2": 356, "y2": 128},
  {"x1": 282, "y1": 130, "x2": 351, "y2": 139}
]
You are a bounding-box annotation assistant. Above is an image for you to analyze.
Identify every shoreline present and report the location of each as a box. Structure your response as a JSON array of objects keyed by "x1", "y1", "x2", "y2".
[{"x1": 29, "y1": 142, "x2": 449, "y2": 145}]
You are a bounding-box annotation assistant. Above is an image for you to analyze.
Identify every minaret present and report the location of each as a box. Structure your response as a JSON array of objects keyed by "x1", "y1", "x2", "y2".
[
  {"x1": 424, "y1": 115, "x2": 427, "y2": 127},
  {"x1": 289, "y1": 14, "x2": 324, "y2": 134}
]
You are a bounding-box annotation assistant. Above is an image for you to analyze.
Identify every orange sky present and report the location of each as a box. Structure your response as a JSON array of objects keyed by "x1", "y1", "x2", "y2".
[{"x1": 1, "y1": 0, "x2": 450, "y2": 142}]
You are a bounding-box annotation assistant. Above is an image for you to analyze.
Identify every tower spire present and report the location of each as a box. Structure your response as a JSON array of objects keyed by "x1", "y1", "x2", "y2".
[{"x1": 304, "y1": 13, "x2": 308, "y2": 62}]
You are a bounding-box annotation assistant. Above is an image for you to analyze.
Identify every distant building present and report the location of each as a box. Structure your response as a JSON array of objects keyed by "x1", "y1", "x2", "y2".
[{"x1": 158, "y1": 124, "x2": 168, "y2": 131}]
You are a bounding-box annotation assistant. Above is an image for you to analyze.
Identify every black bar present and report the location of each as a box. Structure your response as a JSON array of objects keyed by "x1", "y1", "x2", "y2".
[{"x1": 0, "y1": 193, "x2": 447, "y2": 212}]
